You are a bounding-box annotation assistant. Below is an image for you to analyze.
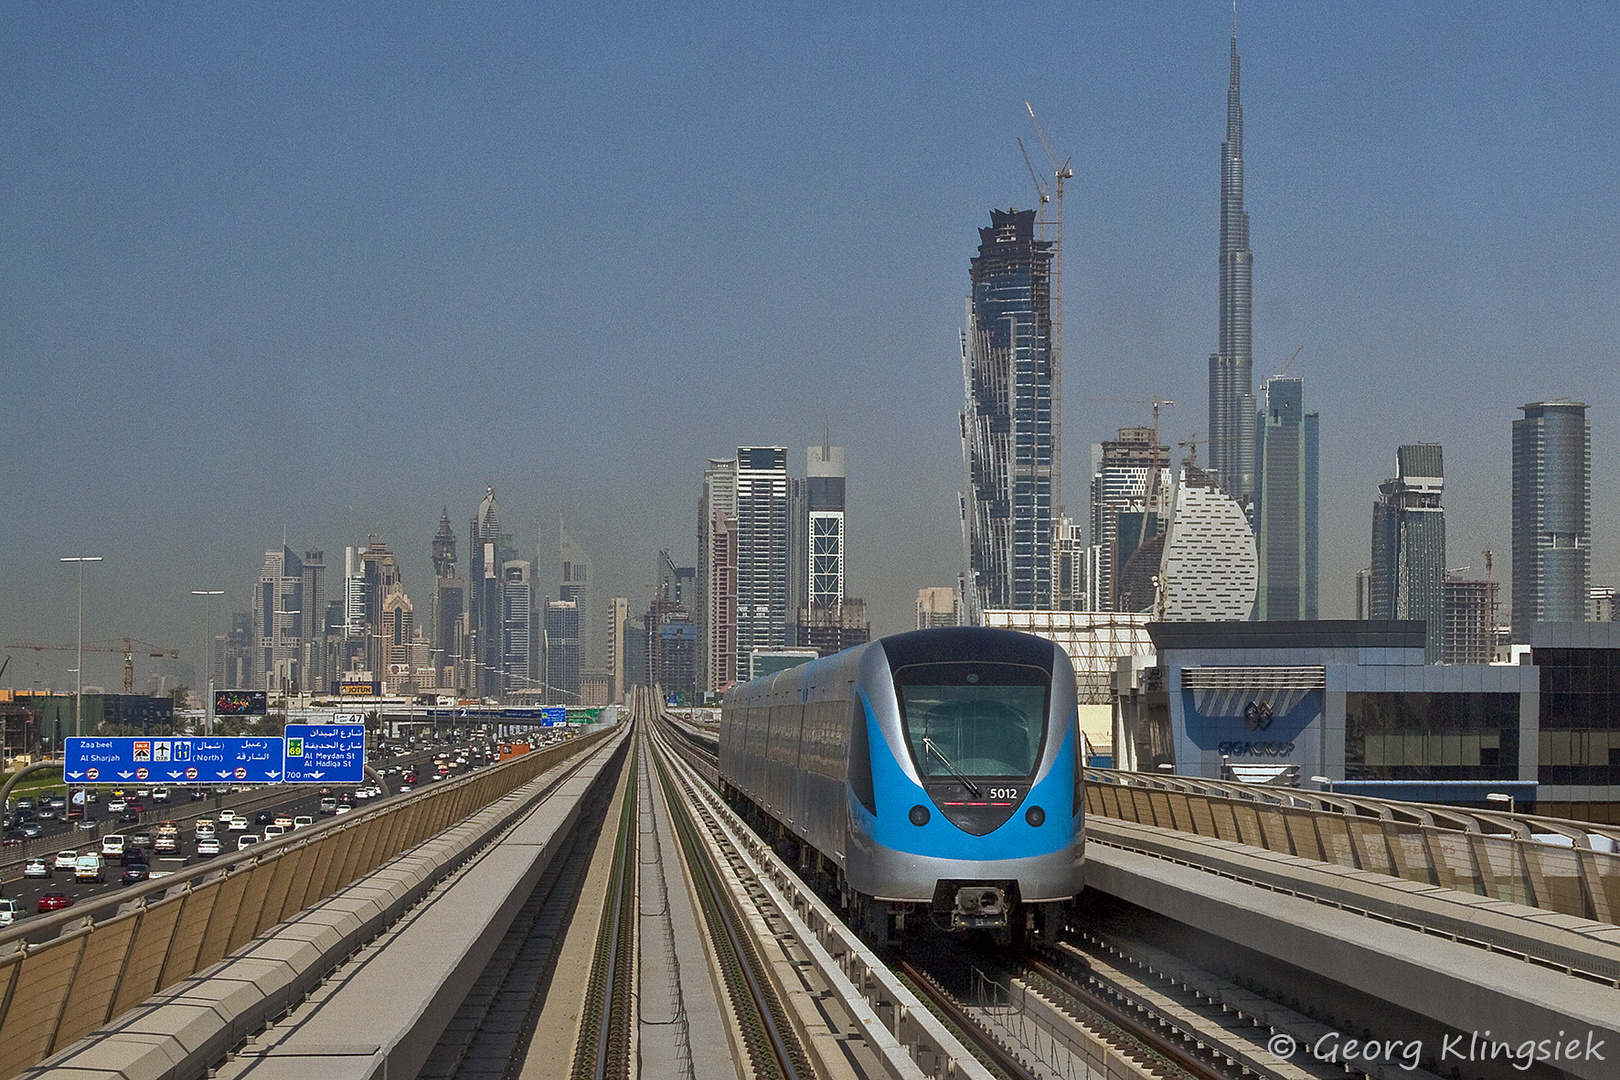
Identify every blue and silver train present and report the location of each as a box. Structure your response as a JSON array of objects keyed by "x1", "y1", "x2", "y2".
[{"x1": 719, "y1": 626, "x2": 1084, "y2": 943}]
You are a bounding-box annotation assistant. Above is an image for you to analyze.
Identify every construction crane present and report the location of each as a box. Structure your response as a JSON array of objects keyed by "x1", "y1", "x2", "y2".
[
  {"x1": 1276, "y1": 345, "x2": 1303, "y2": 377},
  {"x1": 1178, "y1": 433, "x2": 1204, "y2": 468},
  {"x1": 1083, "y1": 398, "x2": 1177, "y2": 509},
  {"x1": 1026, "y1": 102, "x2": 1074, "y2": 513},
  {"x1": 3, "y1": 638, "x2": 180, "y2": 694}
]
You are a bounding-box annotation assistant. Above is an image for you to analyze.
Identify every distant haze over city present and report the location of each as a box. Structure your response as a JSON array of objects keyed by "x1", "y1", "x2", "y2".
[{"x1": 4, "y1": 3, "x2": 1619, "y2": 691}]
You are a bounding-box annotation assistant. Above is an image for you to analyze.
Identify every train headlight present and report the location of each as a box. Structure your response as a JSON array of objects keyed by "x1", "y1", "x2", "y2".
[
  {"x1": 1024, "y1": 805, "x2": 1046, "y2": 827},
  {"x1": 908, "y1": 804, "x2": 930, "y2": 827}
]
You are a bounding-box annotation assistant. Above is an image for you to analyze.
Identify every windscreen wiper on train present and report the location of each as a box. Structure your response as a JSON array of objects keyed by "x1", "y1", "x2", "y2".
[{"x1": 922, "y1": 737, "x2": 981, "y2": 797}]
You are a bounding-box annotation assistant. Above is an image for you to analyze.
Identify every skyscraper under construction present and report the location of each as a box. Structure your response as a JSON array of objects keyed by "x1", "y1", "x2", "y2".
[{"x1": 960, "y1": 208, "x2": 1058, "y2": 616}]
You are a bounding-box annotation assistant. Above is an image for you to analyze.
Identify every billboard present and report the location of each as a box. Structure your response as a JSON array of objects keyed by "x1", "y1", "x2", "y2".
[{"x1": 214, "y1": 690, "x2": 268, "y2": 716}]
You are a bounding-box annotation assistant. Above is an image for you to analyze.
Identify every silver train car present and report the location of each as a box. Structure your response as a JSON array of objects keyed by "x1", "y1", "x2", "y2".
[{"x1": 719, "y1": 626, "x2": 1084, "y2": 942}]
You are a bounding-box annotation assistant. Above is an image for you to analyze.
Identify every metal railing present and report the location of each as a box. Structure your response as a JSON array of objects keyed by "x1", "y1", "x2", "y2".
[{"x1": 1085, "y1": 770, "x2": 1620, "y2": 925}]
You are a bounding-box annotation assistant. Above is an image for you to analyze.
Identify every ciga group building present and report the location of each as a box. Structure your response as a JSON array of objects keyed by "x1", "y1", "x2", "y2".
[{"x1": 1113, "y1": 621, "x2": 1620, "y2": 824}]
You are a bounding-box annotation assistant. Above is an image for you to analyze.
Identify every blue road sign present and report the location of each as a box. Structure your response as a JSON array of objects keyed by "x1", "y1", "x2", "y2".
[
  {"x1": 540, "y1": 706, "x2": 567, "y2": 727},
  {"x1": 65, "y1": 736, "x2": 286, "y2": 785},
  {"x1": 283, "y1": 724, "x2": 366, "y2": 783}
]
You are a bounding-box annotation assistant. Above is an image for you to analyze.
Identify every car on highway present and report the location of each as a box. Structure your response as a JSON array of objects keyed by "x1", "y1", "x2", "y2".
[
  {"x1": 22, "y1": 858, "x2": 50, "y2": 879},
  {"x1": 76, "y1": 818, "x2": 98, "y2": 831},
  {"x1": 128, "y1": 830, "x2": 154, "y2": 850},
  {"x1": 120, "y1": 862, "x2": 150, "y2": 885},
  {"x1": 292, "y1": 815, "x2": 313, "y2": 830},
  {"x1": 151, "y1": 787, "x2": 170, "y2": 804},
  {"x1": 261, "y1": 824, "x2": 286, "y2": 840},
  {"x1": 318, "y1": 796, "x2": 338, "y2": 815},
  {"x1": 53, "y1": 850, "x2": 78, "y2": 872},
  {"x1": 237, "y1": 834, "x2": 260, "y2": 850},
  {"x1": 227, "y1": 816, "x2": 248, "y2": 832},
  {"x1": 334, "y1": 803, "x2": 353, "y2": 815},
  {"x1": 0, "y1": 898, "x2": 22, "y2": 927},
  {"x1": 196, "y1": 836, "x2": 221, "y2": 857},
  {"x1": 189, "y1": 788, "x2": 207, "y2": 801},
  {"x1": 101, "y1": 834, "x2": 125, "y2": 857},
  {"x1": 18, "y1": 821, "x2": 42, "y2": 838},
  {"x1": 74, "y1": 854, "x2": 106, "y2": 883},
  {"x1": 36, "y1": 891, "x2": 74, "y2": 913},
  {"x1": 106, "y1": 799, "x2": 128, "y2": 814},
  {"x1": 273, "y1": 815, "x2": 294, "y2": 830},
  {"x1": 216, "y1": 810, "x2": 235, "y2": 825},
  {"x1": 194, "y1": 818, "x2": 216, "y2": 838}
]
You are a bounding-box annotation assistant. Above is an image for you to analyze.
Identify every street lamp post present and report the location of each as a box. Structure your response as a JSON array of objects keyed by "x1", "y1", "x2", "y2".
[
  {"x1": 1311, "y1": 774, "x2": 1334, "y2": 794},
  {"x1": 60, "y1": 556, "x2": 103, "y2": 742},
  {"x1": 192, "y1": 590, "x2": 223, "y2": 734},
  {"x1": 1487, "y1": 791, "x2": 1516, "y2": 815}
]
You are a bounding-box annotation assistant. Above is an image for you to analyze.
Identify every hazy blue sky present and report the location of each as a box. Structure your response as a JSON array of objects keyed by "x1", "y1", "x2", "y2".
[{"x1": 4, "y1": 2, "x2": 1618, "y2": 692}]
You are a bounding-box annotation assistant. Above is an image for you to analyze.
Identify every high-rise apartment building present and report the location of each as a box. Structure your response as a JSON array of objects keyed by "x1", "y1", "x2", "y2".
[
  {"x1": 1254, "y1": 376, "x2": 1318, "y2": 620},
  {"x1": 252, "y1": 546, "x2": 304, "y2": 694},
  {"x1": 698, "y1": 457, "x2": 738, "y2": 693},
  {"x1": 1443, "y1": 576, "x2": 1498, "y2": 665},
  {"x1": 1370, "y1": 444, "x2": 1446, "y2": 661},
  {"x1": 1052, "y1": 517, "x2": 1086, "y2": 611},
  {"x1": 803, "y1": 443, "x2": 846, "y2": 610},
  {"x1": 606, "y1": 596, "x2": 628, "y2": 703},
  {"x1": 961, "y1": 207, "x2": 1058, "y2": 616},
  {"x1": 1088, "y1": 427, "x2": 1171, "y2": 612},
  {"x1": 916, "y1": 587, "x2": 961, "y2": 629},
  {"x1": 470, "y1": 488, "x2": 514, "y2": 698},
  {"x1": 1207, "y1": 21, "x2": 1257, "y2": 513},
  {"x1": 431, "y1": 510, "x2": 465, "y2": 691},
  {"x1": 559, "y1": 522, "x2": 594, "y2": 673},
  {"x1": 543, "y1": 597, "x2": 579, "y2": 704},
  {"x1": 299, "y1": 550, "x2": 328, "y2": 691},
  {"x1": 734, "y1": 447, "x2": 790, "y2": 683},
  {"x1": 496, "y1": 560, "x2": 535, "y2": 698},
  {"x1": 1512, "y1": 401, "x2": 1590, "y2": 636}
]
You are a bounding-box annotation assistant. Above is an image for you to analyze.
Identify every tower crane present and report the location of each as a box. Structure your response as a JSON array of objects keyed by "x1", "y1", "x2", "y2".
[
  {"x1": 1026, "y1": 102, "x2": 1074, "y2": 513},
  {"x1": 3, "y1": 638, "x2": 180, "y2": 694},
  {"x1": 1276, "y1": 345, "x2": 1303, "y2": 377},
  {"x1": 1178, "y1": 433, "x2": 1204, "y2": 468}
]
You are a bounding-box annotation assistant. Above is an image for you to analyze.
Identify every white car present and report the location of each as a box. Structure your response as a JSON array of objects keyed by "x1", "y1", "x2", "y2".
[
  {"x1": 53, "y1": 850, "x2": 79, "y2": 872},
  {"x1": 101, "y1": 834, "x2": 126, "y2": 856},
  {"x1": 227, "y1": 817, "x2": 248, "y2": 831},
  {"x1": 292, "y1": 815, "x2": 314, "y2": 830},
  {"x1": 0, "y1": 899, "x2": 22, "y2": 926},
  {"x1": 237, "y1": 834, "x2": 260, "y2": 850},
  {"x1": 262, "y1": 824, "x2": 286, "y2": 839},
  {"x1": 196, "y1": 836, "x2": 221, "y2": 857}
]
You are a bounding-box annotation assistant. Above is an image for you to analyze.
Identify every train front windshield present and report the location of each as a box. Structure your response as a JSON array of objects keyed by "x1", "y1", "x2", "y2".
[{"x1": 894, "y1": 662, "x2": 1050, "y2": 778}]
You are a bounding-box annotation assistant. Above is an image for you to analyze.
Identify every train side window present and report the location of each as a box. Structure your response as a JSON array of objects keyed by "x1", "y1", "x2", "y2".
[{"x1": 848, "y1": 696, "x2": 877, "y2": 814}]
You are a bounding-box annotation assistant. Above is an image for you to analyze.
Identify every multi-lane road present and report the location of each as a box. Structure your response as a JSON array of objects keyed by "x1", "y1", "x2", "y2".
[{"x1": 0, "y1": 730, "x2": 563, "y2": 926}]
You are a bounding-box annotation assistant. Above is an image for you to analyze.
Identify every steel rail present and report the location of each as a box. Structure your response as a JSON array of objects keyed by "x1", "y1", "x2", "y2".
[
  {"x1": 895, "y1": 957, "x2": 1043, "y2": 1080},
  {"x1": 649, "y1": 728, "x2": 810, "y2": 1080},
  {"x1": 572, "y1": 735, "x2": 640, "y2": 1080}
]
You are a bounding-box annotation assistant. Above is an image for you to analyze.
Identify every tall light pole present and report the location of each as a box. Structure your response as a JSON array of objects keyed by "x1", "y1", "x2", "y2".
[
  {"x1": 60, "y1": 556, "x2": 103, "y2": 743},
  {"x1": 192, "y1": 590, "x2": 223, "y2": 735}
]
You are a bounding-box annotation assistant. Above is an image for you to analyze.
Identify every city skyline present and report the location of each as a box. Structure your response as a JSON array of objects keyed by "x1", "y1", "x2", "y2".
[{"x1": 5, "y1": 4, "x2": 1620, "y2": 691}]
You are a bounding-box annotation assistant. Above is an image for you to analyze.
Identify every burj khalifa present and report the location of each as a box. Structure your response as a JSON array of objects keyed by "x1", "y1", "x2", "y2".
[{"x1": 1207, "y1": 17, "x2": 1255, "y2": 514}]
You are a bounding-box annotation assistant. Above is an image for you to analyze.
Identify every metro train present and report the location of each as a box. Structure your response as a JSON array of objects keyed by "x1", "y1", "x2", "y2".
[{"x1": 718, "y1": 626, "x2": 1084, "y2": 944}]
